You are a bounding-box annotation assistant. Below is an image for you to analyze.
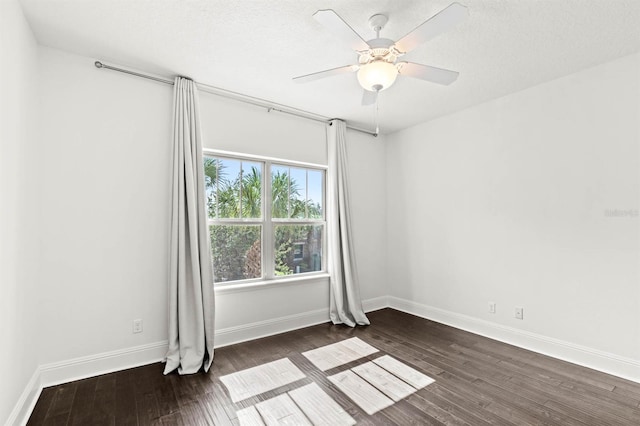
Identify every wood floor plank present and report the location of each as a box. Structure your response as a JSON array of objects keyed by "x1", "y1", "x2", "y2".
[
  {"x1": 352, "y1": 361, "x2": 417, "y2": 401},
  {"x1": 328, "y1": 370, "x2": 394, "y2": 415},
  {"x1": 288, "y1": 382, "x2": 356, "y2": 425},
  {"x1": 211, "y1": 381, "x2": 239, "y2": 422},
  {"x1": 302, "y1": 337, "x2": 379, "y2": 371},
  {"x1": 45, "y1": 383, "x2": 77, "y2": 423},
  {"x1": 472, "y1": 339, "x2": 618, "y2": 393},
  {"x1": 26, "y1": 387, "x2": 56, "y2": 426},
  {"x1": 559, "y1": 378, "x2": 640, "y2": 410},
  {"x1": 88, "y1": 375, "x2": 116, "y2": 425},
  {"x1": 415, "y1": 386, "x2": 495, "y2": 426},
  {"x1": 131, "y1": 366, "x2": 162, "y2": 425},
  {"x1": 220, "y1": 358, "x2": 306, "y2": 402},
  {"x1": 177, "y1": 400, "x2": 216, "y2": 425},
  {"x1": 282, "y1": 355, "x2": 368, "y2": 424},
  {"x1": 374, "y1": 399, "x2": 446, "y2": 426},
  {"x1": 402, "y1": 393, "x2": 470, "y2": 426},
  {"x1": 373, "y1": 355, "x2": 435, "y2": 390},
  {"x1": 199, "y1": 391, "x2": 234, "y2": 426},
  {"x1": 543, "y1": 399, "x2": 610, "y2": 426},
  {"x1": 157, "y1": 411, "x2": 184, "y2": 425},
  {"x1": 471, "y1": 378, "x2": 588, "y2": 426},
  {"x1": 255, "y1": 393, "x2": 311, "y2": 425},
  {"x1": 67, "y1": 378, "x2": 98, "y2": 425},
  {"x1": 135, "y1": 391, "x2": 160, "y2": 426},
  {"x1": 237, "y1": 405, "x2": 265, "y2": 426},
  {"x1": 154, "y1": 373, "x2": 180, "y2": 418},
  {"x1": 114, "y1": 370, "x2": 138, "y2": 426},
  {"x1": 433, "y1": 371, "x2": 522, "y2": 426}
]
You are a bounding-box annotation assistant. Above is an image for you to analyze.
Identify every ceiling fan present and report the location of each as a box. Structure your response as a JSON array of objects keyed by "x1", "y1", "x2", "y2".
[{"x1": 293, "y1": 3, "x2": 468, "y2": 106}]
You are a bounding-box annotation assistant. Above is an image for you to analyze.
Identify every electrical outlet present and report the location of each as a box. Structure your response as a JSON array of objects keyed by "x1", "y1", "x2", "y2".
[
  {"x1": 488, "y1": 302, "x2": 496, "y2": 314},
  {"x1": 515, "y1": 307, "x2": 524, "y2": 320},
  {"x1": 133, "y1": 319, "x2": 143, "y2": 333}
]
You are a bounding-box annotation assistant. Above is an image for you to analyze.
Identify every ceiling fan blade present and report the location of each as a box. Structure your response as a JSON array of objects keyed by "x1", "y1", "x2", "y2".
[
  {"x1": 361, "y1": 89, "x2": 378, "y2": 106},
  {"x1": 394, "y1": 2, "x2": 468, "y2": 54},
  {"x1": 293, "y1": 65, "x2": 358, "y2": 84},
  {"x1": 397, "y1": 62, "x2": 459, "y2": 85},
  {"x1": 313, "y1": 9, "x2": 371, "y2": 52}
]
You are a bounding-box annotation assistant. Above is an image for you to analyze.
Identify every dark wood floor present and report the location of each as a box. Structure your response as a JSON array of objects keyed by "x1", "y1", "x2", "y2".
[{"x1": 28, "y1": 308, "x2": 640, "y2": 425}]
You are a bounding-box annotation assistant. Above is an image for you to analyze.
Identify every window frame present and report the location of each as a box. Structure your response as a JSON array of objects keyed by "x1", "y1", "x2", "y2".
[{"x1": 204, "y1": 149, "x2": 327, "y2": 287}]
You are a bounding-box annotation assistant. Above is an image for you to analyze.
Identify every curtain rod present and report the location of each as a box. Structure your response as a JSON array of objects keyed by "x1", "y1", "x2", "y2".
[{"x1": 94, "y1": 61, "x2": 378, "y2": 137}]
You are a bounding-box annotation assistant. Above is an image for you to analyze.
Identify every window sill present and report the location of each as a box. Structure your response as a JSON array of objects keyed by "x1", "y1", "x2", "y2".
[{"x1": 214, "y1": 273, "x2": 330, "y2": 295}]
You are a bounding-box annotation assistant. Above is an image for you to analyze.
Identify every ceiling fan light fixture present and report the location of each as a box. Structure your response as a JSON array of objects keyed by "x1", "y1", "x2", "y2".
[{"x1": 357, "y1": 60, "x2": 398, "y2": 91}]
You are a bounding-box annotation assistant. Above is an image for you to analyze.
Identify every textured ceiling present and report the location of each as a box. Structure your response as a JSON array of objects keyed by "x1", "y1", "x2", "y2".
[{"x1": 20, "y1": 0, "x2": 640, "y2": 134}]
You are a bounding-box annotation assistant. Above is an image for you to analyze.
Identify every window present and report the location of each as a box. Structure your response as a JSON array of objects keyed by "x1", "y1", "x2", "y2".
[{"x1": 204, "y1": 152, "x2": 326, "y2": 284}]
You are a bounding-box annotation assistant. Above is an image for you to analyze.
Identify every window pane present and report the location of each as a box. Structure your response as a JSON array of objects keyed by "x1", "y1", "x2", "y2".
[
  {"x1": 217, "y1": 158, "x2": 241, "y2": 218},
  {"x1": 274, "y1": 224, "x2": 323, "y2": 276},
  {"x1": 271, "y1": 165, "x2": 290, "y2": 218},
  {"x1": 307, "y1": 170, "x2": 323, "y2": 219},
  {"x1": 204, "y1": 157, "x2": 219, "y2": 218},
  {"x1": 241, "y1": 161, "x2": 262, "y2": 219},
  {"x1": 211, "y1": 225, "x2": 261, "y2": 282},
  {"x1": 271, "y1": 165, "x2": 324, "y2": 220},
  {"x1": 289, "y1": 167, "x2": 306, "y2": 219}
]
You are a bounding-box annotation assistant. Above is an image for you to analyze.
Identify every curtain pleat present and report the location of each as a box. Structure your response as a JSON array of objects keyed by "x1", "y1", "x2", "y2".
[
  {"x1": 164, "y1": 77, "x2": 215, "y2": 375},
  {"x1": 326, "y1": 119, "x2": 370, "y2": 326}
]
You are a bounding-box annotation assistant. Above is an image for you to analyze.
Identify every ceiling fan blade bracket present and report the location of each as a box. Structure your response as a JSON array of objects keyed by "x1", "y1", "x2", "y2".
[{"x1": 397, "y1": 62, "x2": 459, "y2": 85}]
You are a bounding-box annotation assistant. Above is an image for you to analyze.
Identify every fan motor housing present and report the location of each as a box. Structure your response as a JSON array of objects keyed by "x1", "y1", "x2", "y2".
[{"x1": 359, "y1": 38, "x2": 398, "y2": 65}]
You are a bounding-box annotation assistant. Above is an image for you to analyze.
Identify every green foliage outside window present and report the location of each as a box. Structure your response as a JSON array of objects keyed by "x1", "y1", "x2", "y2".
[{"x1": 205, "y1": 157, "x2": 323, "y2": 283}]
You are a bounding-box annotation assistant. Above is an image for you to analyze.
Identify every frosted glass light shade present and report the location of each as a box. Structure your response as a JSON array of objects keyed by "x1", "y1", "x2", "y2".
[{"x1": 357, "y1": 60, "x2": 398, "y2": 91}]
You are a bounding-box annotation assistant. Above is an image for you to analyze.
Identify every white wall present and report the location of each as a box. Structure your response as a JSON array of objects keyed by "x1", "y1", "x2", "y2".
[
  {"x1": 342, "y1": 130, "x2": 388, "y2": 303},
  {"x1": 37, "y1": 47, "x2": 173, "y2": 368},
  {"x1": 0, "y1": 1, "x2": 41, "y2": 424},
  {"x1": 386, "y1": 53, "x2": 640, "y2": 378},
  {"x1": 35, "y1": 47, "x2": 387, "y2": 373}
]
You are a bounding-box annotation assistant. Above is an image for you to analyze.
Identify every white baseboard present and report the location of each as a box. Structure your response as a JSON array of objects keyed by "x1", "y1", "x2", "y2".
[
  {"x1": 214, "y1": 307, "x2": 330, "y2": 348},
  {"x1": 362, "y1": 295, "x2": 389, "y2": 313},
  {"x1": 5, "y1": 369, "x2": 41, "y2": 426},
  {"x1": 39, "y1": 340, "x2": 168, "y2": 388},
  {"x1": 387, "y1": 296, "x2": 640, "y2": 384},
  {"x1": 213, "y1": 295, "x2": 388, "y2": 348}
]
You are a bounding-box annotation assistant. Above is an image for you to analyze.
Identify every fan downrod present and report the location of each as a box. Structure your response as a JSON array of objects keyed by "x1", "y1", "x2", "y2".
[{"x1": 368, "y1": 14, "x2": 388, "y2": 36}]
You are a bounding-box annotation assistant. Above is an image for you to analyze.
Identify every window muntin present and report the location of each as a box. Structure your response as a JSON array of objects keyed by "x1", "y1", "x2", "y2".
[{"x1": 205, "y1": 153, "x2": 326, "y2": 284}]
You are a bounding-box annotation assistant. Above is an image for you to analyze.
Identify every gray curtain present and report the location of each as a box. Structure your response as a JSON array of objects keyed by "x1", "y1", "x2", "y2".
[
  {"x1": 164, "y1": 77, "x2": 215, "y2": 375},
  {"x1": 326, "y1": 119, "x2": 370, "y2": 326}
]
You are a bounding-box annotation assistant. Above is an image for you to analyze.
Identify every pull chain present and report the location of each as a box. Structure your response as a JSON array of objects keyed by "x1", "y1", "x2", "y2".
[{"x1": 375, "y1": 90, "x2": 380, "y2": 135}]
